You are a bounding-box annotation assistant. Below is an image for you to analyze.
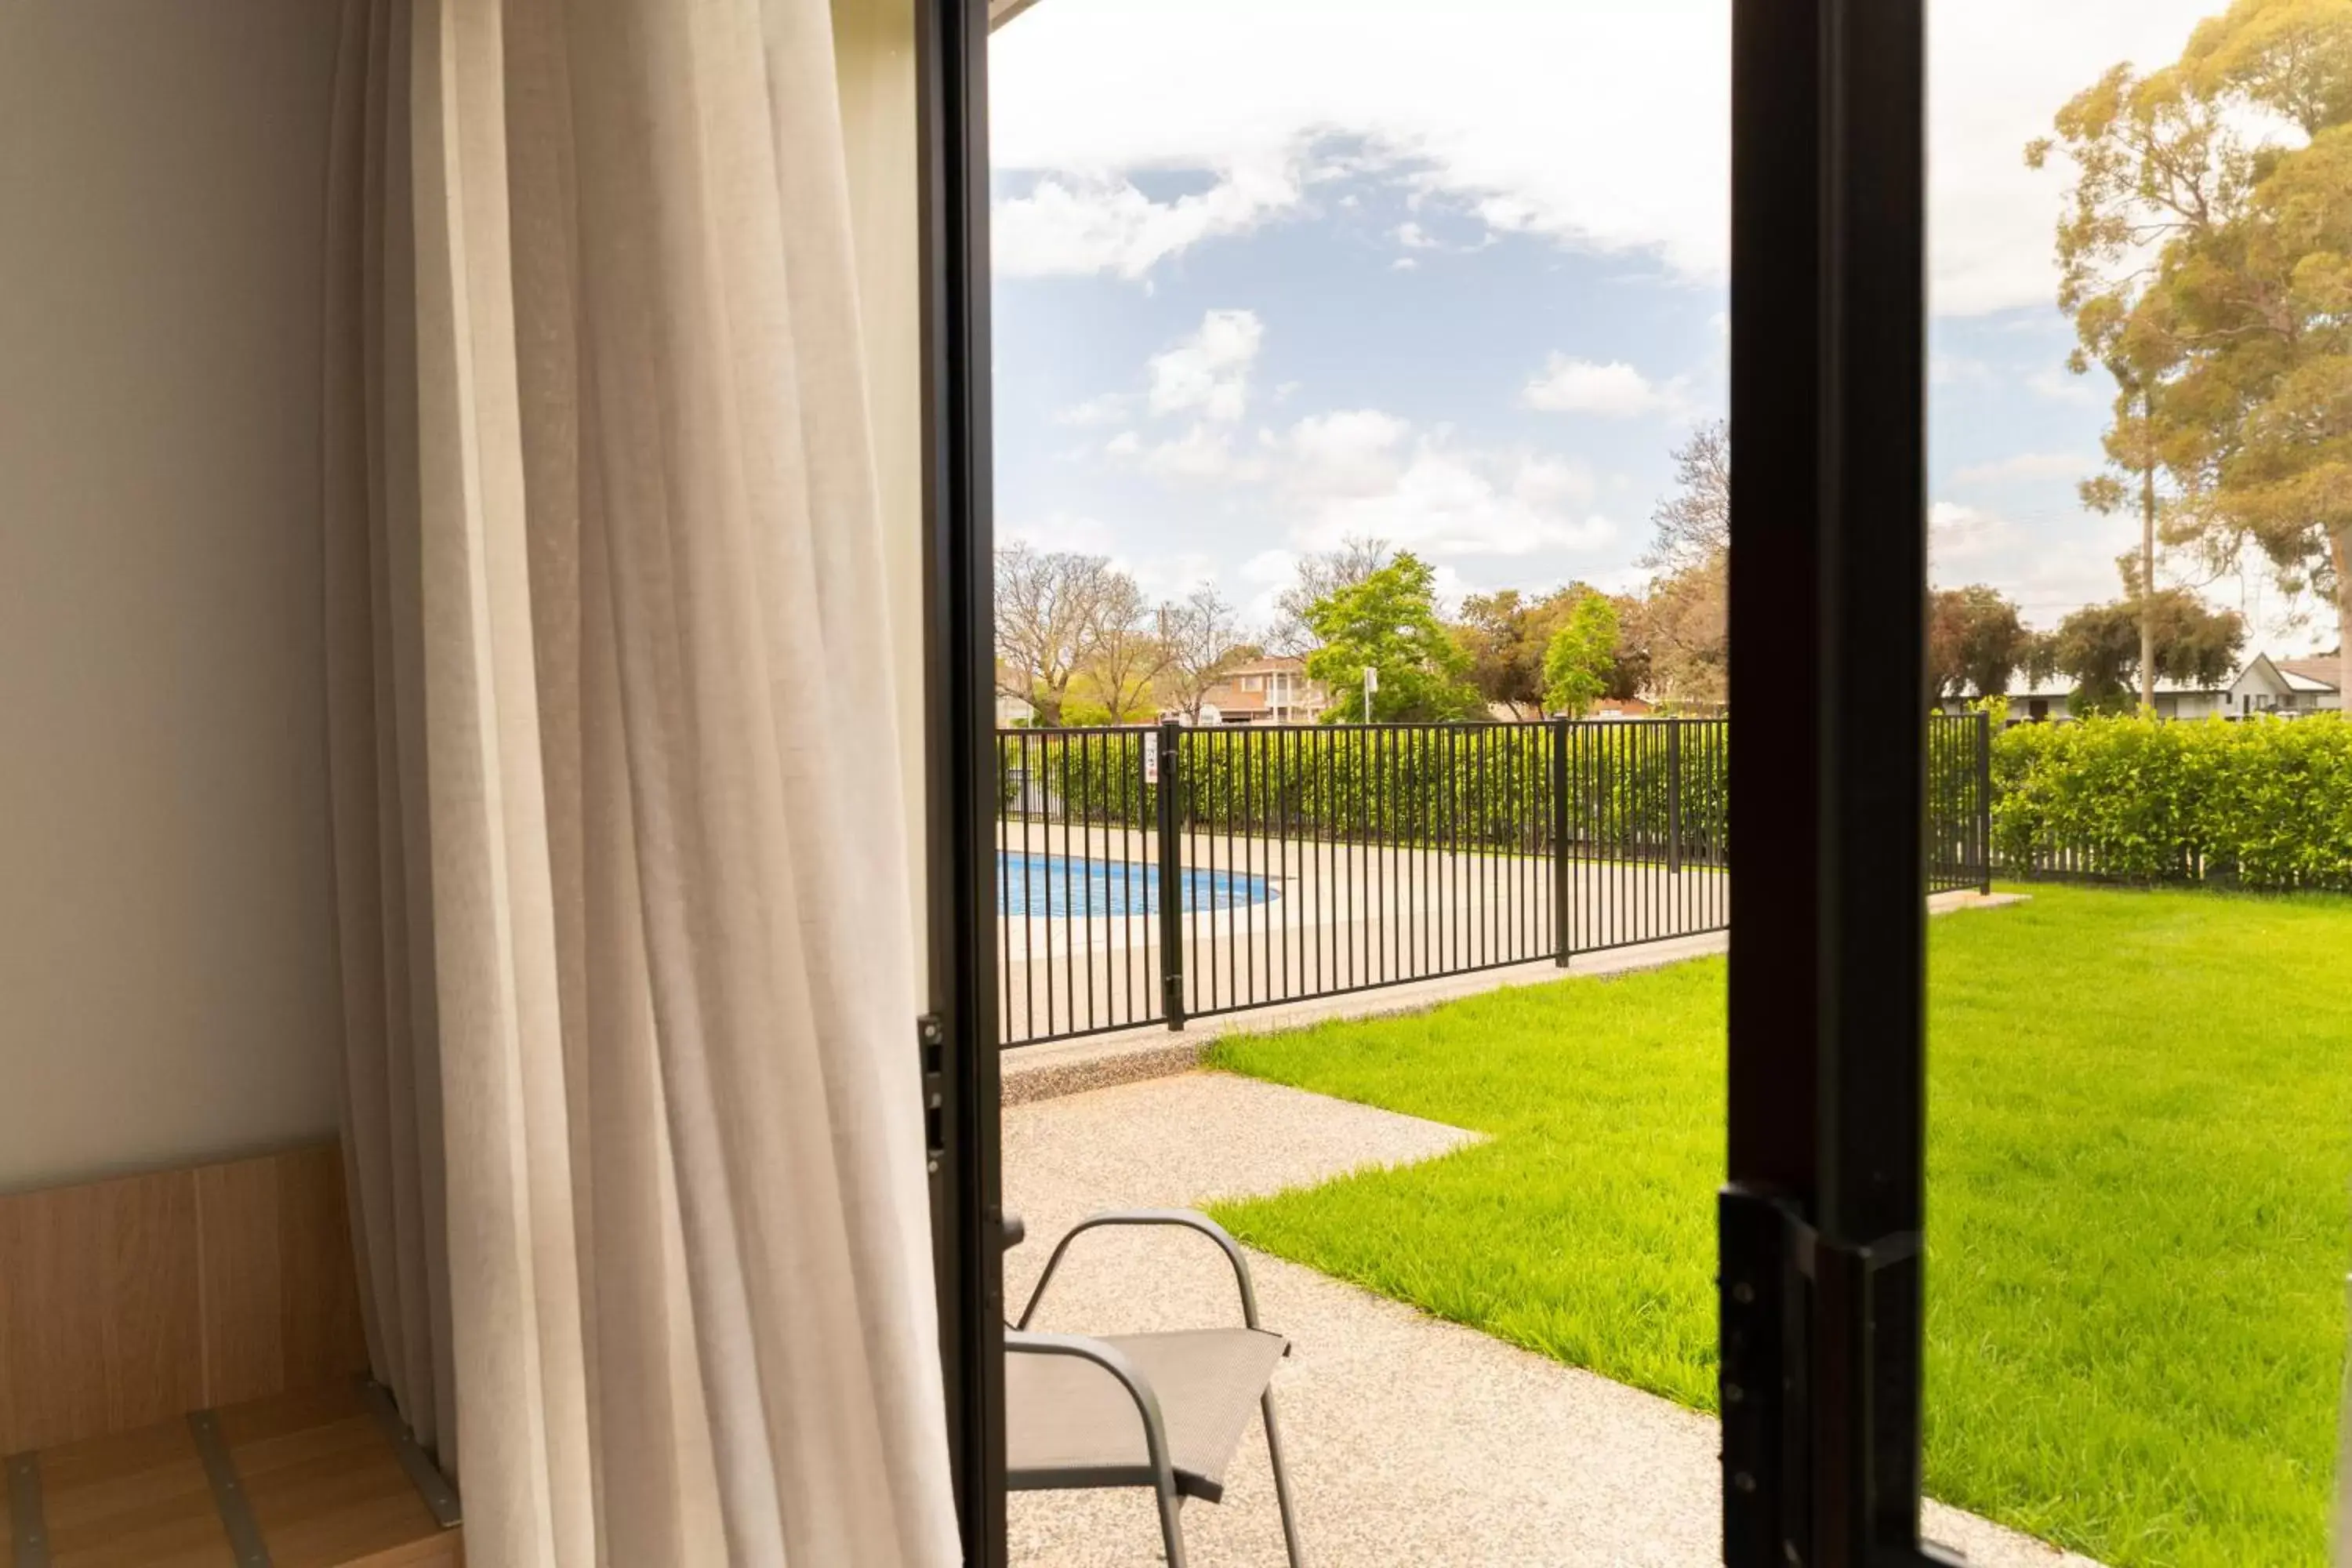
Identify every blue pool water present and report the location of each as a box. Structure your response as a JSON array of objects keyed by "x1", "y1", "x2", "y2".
[{"x1": 998, "y1": 852, "x2": 1273, "y2": 918}]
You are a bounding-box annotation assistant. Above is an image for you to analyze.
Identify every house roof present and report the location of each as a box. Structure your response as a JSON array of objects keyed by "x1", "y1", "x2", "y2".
[
  {"x1": 2001, "y1": 674, "x2": 2230, "y2": 700},
  {"x1": 2272, "y1": 657, "x2": 2343, "y2": 693},
  {"x1": 1221, "y1": 655, "x2": 1310, "y2": 678},
  {"x1": 2002, "y1": 651, "x2": 2343, "y2": 702}
]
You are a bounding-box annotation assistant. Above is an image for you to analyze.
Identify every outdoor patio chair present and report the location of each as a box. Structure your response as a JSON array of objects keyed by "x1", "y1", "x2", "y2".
[{"x1": 1004, "y1": 1209, "x2": 1307, "y2": 1568}]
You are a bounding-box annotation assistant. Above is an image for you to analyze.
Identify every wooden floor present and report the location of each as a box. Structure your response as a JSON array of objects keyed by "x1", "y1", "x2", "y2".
[{"x1": 3, "y1": 1381, "x2": 461, "y2": 1568}]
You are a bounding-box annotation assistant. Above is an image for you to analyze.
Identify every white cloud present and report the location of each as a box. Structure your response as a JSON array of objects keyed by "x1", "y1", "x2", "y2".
[
  {"x1": 1930, "y1": 353, "x2": 1996, "y2": 387},
  {"x1": 1000, "y1": 512, "x2": 1119, "y2": 554},
  {"x1": 1282, "y1": 408, "x2": 1411, "y2": 492},
  {"x1": 1136, "y1": 424, "x2": 1257, "y2": 481},
  {"x1": 992, "y1": 0, "x2": 2222, "y2": 313},
  {"x1": 2028, "y1": 366, "x2": 2102, "y2": 406},
  {"x1": 1395, "y1": 220, "x2": 1438, "y2": 250},
  {"x1": 993, "y1": 160, "x2": 1301, "y2": 279},
  {"x1": 1929, "y1": 499, "x2": 2127, "y2": 622},
  {"x1": 1099, "y1": 397, "x2": 1615, "y2": 561},
  {"x1": 1522, "y1": 356, "x2": 1691, "y2": 419},
  {"x1": 1952, "y1": 451, "x2": 2093, "y2": 487},
  {"x1": 1149, "y1": 309, "x2": 1265, "y2": 423},
  {"x1": 1392, "y1": 256, "x2": 1420, "y2": 271},
  {"x1": 1273, "y1": 414, "x2": 1612, "y2": 558},
  {"x1": 1054, "y1": 391, "x2": 1136, "y2": 427}
]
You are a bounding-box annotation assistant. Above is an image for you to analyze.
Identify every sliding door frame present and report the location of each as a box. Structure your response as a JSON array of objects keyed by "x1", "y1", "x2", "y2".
[
  {"x1": 916, "y1": 0, "x2": 1007, "y2": 1563},
  {"x1": 1721, "y1": 1, "x2": 1958, "y2": 1563}
]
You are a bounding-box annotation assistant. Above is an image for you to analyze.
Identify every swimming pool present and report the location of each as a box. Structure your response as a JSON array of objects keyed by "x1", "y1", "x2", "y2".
[{"x1": 997, "y1": 852, "x2": 1274, "y2": 919}]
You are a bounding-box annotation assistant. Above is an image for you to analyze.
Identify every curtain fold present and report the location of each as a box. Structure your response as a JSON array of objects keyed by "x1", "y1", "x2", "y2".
[{"x1": 323, "y1": 1, "x2": 957, "y2": 1562}]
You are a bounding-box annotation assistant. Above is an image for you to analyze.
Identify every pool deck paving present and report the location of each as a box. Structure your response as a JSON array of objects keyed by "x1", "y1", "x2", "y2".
[
  {"x1": 1005, "y1": 1069, "x2": 2100, "y2": 1568},
  {"x1": 997, "y1": 822, "x2": 1734, "y2": 1050}
]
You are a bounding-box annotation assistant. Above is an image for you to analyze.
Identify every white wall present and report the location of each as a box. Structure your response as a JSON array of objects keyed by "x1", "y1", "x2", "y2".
[{"x1": 0, "y1": 3, "x2": 347, "y2": 1189}]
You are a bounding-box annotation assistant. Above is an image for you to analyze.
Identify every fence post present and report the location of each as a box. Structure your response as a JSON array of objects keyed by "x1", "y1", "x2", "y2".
[
  {"x1": 1976, "y1": 711, "x2": 1994, "y2": 895},
  {"x1": 1550, "y1": 717, "x2": 1573, "y2": 966},
  {"x1": 1156, "y1": 719, "x2": 1187, "y2": 1029},
  {"x1": 1667, "y1": 718, "x2": 1684, "y2": 875}
]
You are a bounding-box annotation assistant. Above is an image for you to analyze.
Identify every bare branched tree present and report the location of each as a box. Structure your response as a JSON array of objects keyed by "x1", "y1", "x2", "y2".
[
  {"x1": 1642, "y1": 421, "x2": 1730, "y2": 575},
  {"x1": 1156, "y1": 587, "x2": 1246, "y2": 722},
  {"x1": 994, "y1": 544, "x2": 1134, "y2": 727},
  {"x1": 1267, "y1": 536, "x2": 1392, "y2": 655},
  {"x1": 1078, "y1": 572, "x2": 1168, "y2": 722}
]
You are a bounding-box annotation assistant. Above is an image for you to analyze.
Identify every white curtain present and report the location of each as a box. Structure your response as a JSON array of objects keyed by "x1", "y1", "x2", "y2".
[{"x1": 321, "y1": 1, "x2": 959, "y2": 1563}]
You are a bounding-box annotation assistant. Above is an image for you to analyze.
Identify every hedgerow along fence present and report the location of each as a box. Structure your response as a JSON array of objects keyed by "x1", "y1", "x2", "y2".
[
  {"x1": 1991, "y1": 712, "x2": 2352, "y2": 889},
  {"x1": 996, "y1": 714, "x2": 1993, "y2": 1047}
]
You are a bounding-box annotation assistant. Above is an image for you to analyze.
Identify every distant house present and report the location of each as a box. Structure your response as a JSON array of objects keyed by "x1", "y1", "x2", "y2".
[
  {"x1": 1988, "y1": 675, "x2": 2232, "y2": 724},
  {"x1": 995, "y1": 689, "x2": 1036, "y2": 728},
  {"x1": 1484, "y1": 696, "x2": 1656, "y2": 721},
  {"x1": 1947, "y1": 652, "x2": 2342, "y2": 723},
  {"x1": 2229, "y1": 653, "x2": 2342, "y2": 716},
  {"x1": 1193, "y1": 655, "x2": 1329, "y2": 724}
]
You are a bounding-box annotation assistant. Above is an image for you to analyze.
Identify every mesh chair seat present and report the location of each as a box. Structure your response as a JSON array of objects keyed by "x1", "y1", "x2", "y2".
[{"x1": 1007, "y1": 1326, "x2": 1287, "y2": 1502}]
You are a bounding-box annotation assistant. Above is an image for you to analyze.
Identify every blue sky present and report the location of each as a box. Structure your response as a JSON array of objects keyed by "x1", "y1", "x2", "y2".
[{"x1": 989, "y1": 0, "x2": 2309, "y2": 643}]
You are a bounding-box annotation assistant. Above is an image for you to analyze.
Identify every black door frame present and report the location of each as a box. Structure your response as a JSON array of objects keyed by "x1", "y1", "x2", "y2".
[
  {"x1": 916, "y1": 0, "x2": 1007, "y2": 1563},
  {"x1": 919, "y1": 2, "x2": 1950, "y2": 1563},
  {"x1": 1721, "y1": 1, "x2": 1958, "y2": 1563}
]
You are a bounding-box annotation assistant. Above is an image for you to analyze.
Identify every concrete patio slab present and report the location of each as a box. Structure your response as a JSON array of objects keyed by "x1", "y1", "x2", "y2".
[{"x1": 1004, "y1": 1069, "x2": 2095, "y2": 1568}]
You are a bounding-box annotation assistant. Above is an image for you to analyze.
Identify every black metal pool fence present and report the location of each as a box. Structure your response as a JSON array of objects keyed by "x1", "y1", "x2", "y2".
[{"x1": 996, "y1": 714, "x2": 1992, "y2": 1048}]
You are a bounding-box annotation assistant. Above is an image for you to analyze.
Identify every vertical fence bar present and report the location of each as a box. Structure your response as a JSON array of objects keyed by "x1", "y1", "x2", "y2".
[
  {"x1": 1976, "y1": 711, "x2": 1994, "y2": 895},
  {"x1": 1668, "y1": 718, "x2": 1684, "y2": 877},
  {"x1": 1156, "y1": 719, "x2": 1185, "y2": 1031},
  {"x1": 1550, "y1": 717, "x2": 1573, "y2": 966}
]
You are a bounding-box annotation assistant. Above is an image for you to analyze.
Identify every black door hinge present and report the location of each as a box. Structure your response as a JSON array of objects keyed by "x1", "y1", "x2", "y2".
[
  {"x1": 1719, "y1": 1185, "x2": 1962, "y2": 1568},
  {"x1": 918, "y1": 1012, "x2": 947, "y2": 1175}
]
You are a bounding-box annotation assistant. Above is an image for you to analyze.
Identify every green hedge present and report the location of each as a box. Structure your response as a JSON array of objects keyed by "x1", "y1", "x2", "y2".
[
  {"x1": 1991, "y1": 713, "x2": 2352, "y2": 890},
  {"x1": 996, "y1": 722, "x2": 1751, "y2": 866}
]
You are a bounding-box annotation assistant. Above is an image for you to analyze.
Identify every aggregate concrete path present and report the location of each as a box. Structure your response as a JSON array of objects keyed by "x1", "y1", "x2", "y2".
[{"x1": 1004, "y1": 1071, "x2": 2099, "y2": 1568}]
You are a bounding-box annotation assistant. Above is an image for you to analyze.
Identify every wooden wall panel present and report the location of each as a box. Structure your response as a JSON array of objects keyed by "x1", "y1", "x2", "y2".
[
  {"x1": 0, "y1": 1143, "x2": 368, "y2": 1454},
  {"x1": 197, "y1": 1154, "x2": 287, "y2": 1408},
  {"x1": 270, "y1": 1143, "x2": 369, "y2": 1394},
  {"x1": 102, "y1": 1168, "x2": 208, "y2": 1431}
]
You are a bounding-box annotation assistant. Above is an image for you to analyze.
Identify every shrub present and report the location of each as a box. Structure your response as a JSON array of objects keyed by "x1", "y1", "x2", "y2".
[
  {"x1": 1992, "y1": 714, "x2": 2352, "y2": 890},
  {"x1": 994, "y1": 721, "x2": 1744, "y2": 866}
]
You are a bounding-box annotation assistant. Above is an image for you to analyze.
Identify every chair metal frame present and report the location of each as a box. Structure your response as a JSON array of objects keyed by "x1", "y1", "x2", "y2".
[{"x1": 1006, "y1": 1210, "x2": 1306, "y2": 1568}]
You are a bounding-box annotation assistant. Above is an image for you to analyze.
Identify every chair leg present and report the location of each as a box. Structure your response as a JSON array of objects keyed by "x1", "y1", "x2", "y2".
[
  {"x1": 1261, "y1": 1390, "x2": 1307, "y2": 1568},
  {"x1": 1153, "y1": 1472, "x2": 1189, "y2": 1568}
]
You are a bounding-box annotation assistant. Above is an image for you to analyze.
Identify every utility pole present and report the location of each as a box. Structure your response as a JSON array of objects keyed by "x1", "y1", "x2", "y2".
[{"x1": 1362, "y1": 662, "x2": 1379, "y2": 723}]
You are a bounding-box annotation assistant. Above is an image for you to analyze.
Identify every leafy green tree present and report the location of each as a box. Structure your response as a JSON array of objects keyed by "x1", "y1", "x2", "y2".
[
  {"x1": 1543, "y1": 594, "x2": 1621, "y2": 717},
  {"x1": 1304, "y1": 552, "x2": 1483, "y2": 722},
  {"x1": 2029, "y1": 32, "x2": 2252, "y2": 709},
  {"x1": 1455, "y1": 583, "x2": 1643, "y2": 717},
  {"x1": 2047, "y1": 587, "x2": 2246, "y2": 715},
  {"x1": 2037, "y1": 0, "x2": 2352, "y2": 703},
  {"x1": 1454, "y1": 588, "x2": 1551, "y2": 717},
  {"x1": 1928, "y1": 585, "x2": 2033, "y2": 702}
]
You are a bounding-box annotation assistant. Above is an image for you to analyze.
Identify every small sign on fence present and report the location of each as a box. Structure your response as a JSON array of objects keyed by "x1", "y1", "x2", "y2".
[{"x1": 1142, "y1": 731, "x2": 1160, "y2": 784}]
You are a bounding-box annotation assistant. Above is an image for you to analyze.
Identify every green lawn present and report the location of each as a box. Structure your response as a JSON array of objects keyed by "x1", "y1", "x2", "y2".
[{"x1": 1205, "y1": 884, "x2": 2352, "y2": 1567}]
